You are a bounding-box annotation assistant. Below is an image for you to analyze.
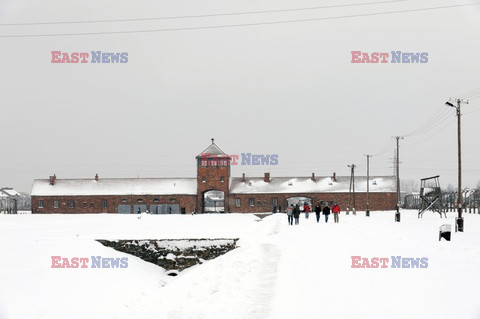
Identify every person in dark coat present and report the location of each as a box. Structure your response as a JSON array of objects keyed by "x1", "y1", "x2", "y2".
[
  {"x1": 315, "y1": 204, "x2": 321, "y2": 223},
  {"x1": 322, "y1": 205, "x2": 331, "y2": 223},
  {"x1": 294, "y1": 203, "x2": 300, "y2": 225}
]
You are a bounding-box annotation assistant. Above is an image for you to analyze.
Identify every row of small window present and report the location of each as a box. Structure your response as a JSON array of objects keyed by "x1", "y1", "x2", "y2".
[
  {"x1": 235, "y1": 198, "x2": 278, "y2": 207},
  {"x1": 38, "y1": 200, "x2": 108, "y2": 209},
  {"x1": 201, "y1": 176, "x2": 225, "y2": 183},
  {"x1": 197, "y1": 158, "x2": 229, "y2": 167},
  {"x1": 38, "y1": 198, "x2": 172, "y2": 209}
]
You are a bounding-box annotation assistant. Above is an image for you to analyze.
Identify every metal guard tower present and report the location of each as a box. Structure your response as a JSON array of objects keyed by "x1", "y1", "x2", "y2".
[{"x1": 418, "y1": 175, "x2": 446, "y2": 218}]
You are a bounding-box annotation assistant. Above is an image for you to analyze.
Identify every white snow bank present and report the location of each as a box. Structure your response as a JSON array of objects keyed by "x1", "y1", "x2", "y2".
[{"x1": 1, "y1": 211, "x2": 480, "y2": 319}]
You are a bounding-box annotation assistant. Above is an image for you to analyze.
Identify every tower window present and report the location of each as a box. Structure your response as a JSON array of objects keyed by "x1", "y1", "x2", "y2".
[
  {"x1": 202, "y1": 177, "x2": 206, "y2": 183},
  {"x1": 220, "y1": 176, "x2": 224, "y2": 182}
]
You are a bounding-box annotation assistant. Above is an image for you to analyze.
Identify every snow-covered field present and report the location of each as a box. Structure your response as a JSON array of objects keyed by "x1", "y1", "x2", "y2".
[{"x1": 1, "y1": 211, "x2": 480, "y2": 319}]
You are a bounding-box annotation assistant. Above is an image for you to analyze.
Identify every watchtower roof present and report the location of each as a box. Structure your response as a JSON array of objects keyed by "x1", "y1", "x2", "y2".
[{"x1": 196, "y1": 139, "x2": 230, "y2": 159}]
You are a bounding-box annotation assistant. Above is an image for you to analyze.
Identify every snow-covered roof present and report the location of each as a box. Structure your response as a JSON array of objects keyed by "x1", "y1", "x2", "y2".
[
  {"x1": 31, "y1": 178, "x2": 197, "y2": 196},
  {"x1": 0, "y1": 188, "x2": 22, "y2": 197},
  {"x1": 196, "y1": 141, "x2": 229, "y2": 158},
  {"x1": 31, "y1": 175, "x2": 396, "y2": 197},
  {"x1": 229, "y1": 176, "x2": 396, "y2": 194}
]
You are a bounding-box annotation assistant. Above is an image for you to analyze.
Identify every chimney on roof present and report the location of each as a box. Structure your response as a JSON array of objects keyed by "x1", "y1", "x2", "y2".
[
  {"x1": 311, "y1": 173, "x2": 316, "y2": 181},
  {"x1": 49, "y1": 174, "x2": 57, "y2": 186},
  {"x1": 95, "y1": 174, "x2": 99, "y2": 181},
  {"x1": 264, "y1": 172, "x2": 270, "y2": 183},
  {"x1": 242, "y1": 173, "x2": 246, "y2": 183},
  {"x1": 332, "y1": 172, "x2": 337, "y2": 182}
]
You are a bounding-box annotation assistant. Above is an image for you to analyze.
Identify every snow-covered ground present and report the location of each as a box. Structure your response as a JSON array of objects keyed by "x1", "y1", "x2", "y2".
[{"x1": 1, "y1": 211, "x2": 480, "y2": 319}]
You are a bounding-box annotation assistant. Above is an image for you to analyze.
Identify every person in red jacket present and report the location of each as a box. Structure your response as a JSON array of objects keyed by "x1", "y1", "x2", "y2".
[
  {"x1": 332, "y1": 203, "x2": 340, "y2": 223},
  {"x1": 304, "y1": 203, "x2": 311, "y2": 219}
]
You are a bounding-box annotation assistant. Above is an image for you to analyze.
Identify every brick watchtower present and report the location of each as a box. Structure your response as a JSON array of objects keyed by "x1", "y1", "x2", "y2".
[{"x1": 196, "y1": 139, "x2": 231, "y2": 213}]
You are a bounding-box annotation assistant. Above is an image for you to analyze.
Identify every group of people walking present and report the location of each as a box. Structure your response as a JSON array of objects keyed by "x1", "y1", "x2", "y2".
[
  {"x1": 286, "y1": 203, "x2": 304, "y2": 225},
  {"x1": 287, "y1": 202, "x2": 340, "y2": 225}
]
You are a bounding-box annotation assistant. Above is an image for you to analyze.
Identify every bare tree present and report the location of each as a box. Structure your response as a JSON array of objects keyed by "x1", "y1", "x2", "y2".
[
  {"x1": 401, "y1": 179, "x2": 420, "y2": 193},
  {"x1": 444, "y1": 183, "x2": 456, "y2": 192}
]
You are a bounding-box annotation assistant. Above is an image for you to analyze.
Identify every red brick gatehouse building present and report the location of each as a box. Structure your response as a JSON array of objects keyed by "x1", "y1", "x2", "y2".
[{"x1": 31, "y1": 140, "x2": 397, "y2": 214}]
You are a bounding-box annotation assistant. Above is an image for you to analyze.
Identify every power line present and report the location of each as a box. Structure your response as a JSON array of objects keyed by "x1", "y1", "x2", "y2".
[
  {"x1": 404, "y1": 117, "x2": 456, "y2": 148},
  {"x1": 406, "y1": 111, "x2": 452, "y2": 137},
  {"x1": 382, "y1": 96, "x2": 477, "y2": 153},
  {"x1": 0, "y1": 0, "x2": 406, "y2": 26},
  {"x1": 372, "y1": 139, "x2": 395, "y2": 157},
  {"x1": 1, "y1": 2, "x2": 479, "y2": 38},
  {"x1": 456, "y1": 86, "x2": 480, "y2": 98},
  {"x1": 402, "y1": 107, "x2": 450, "y2": 137},
  {"x1": 464, "y1": 107, "x2": 480, "y2": 114}
]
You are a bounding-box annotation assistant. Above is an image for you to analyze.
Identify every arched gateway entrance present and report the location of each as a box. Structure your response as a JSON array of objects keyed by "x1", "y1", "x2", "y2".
[
  {"x1": 203, "y1": 190, "x2": 225, "y2": 213},
  {"x1": 286, "y1": 196, "x2": 312, "y2": 211}
]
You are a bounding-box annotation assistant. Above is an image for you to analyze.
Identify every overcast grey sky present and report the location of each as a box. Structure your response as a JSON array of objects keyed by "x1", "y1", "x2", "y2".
[{"x1": 0, "y1": 0, "x2": 479, "y2": 193}]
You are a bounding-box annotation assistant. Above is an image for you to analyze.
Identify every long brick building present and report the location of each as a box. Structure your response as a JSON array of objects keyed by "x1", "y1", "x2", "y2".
[{"x1": 31, "y1": 141, "x2": 397, "y2": 214}]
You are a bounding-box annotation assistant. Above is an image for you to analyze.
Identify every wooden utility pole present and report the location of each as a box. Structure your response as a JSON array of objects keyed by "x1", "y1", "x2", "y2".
[
  {"x1": 352, "y1": 165, "x2": 356, "y2": 214},
  {"x1": 457, "y1": 99, "x2": 463, "y2": 228},
  {"x1": 395, "y1": 136, "x2": 403, "y2": 222},
  {"x1": 366, "y1": 155, "x2": 371, "y2": 217},
  {"x1": 348, "y1": 164, "x2": 356, "y2": 215},
  {"x1": 347, "y1": 166, "x2": 352, "y2": 215},
  {"x1": 446, "y1": 98, "x2": 468, "y2": 231}
]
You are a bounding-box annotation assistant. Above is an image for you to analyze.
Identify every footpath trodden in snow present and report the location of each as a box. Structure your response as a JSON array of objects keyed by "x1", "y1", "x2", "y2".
[{"x1": 1, "y1": 211, "x2": 480, "y2": 319}]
